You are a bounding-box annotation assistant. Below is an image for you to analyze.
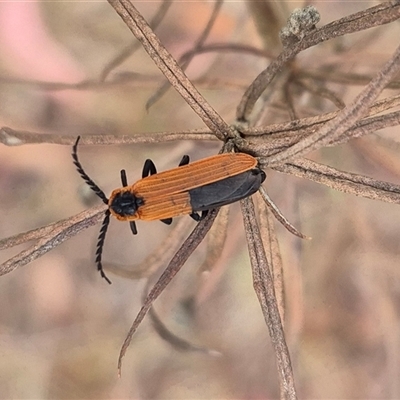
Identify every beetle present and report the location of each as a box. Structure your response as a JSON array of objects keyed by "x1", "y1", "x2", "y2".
[{"x1": 72, "y1": 136, "x2": 266, "y2": 283}]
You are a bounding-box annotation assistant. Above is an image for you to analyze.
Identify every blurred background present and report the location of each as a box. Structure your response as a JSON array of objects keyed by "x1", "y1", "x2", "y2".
[{"x1": 1, "y1": 1, "x2": 400, "y2": 398}]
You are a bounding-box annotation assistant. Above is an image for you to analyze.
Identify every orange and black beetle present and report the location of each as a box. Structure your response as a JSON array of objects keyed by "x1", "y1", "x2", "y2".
[{"x1": 72, "y1": 136, "x2": 265, "y2": 283}]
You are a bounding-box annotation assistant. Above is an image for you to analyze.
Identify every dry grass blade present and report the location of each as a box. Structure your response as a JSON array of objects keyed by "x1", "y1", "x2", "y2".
[
  {"x1": 180, "y1": 42, "x2": 275, "y2": 62},
  {"x1": 331, "y1": 111, "x2": 400, "y2": 147},
  {"x1": 258, "y1": 186, "x2": 309, "y2": 240},
  {"x1": 0, "y1": 127, "x2": 216, "y2": 146},
  {"x1": 243, "y1": 94, "x2": 400, "y2": 138},
  {"x1": 118, "y1": 208, "x2": 219, "y2": 375},
  {"x1": 257, "y1": 196, "x2": 286, "y2": 327},
  {"x1": 241, "y1": 197, "x2": 296, "y2": 400},
  {"x1": 274, "y1": 158, "x2": 400, "y2": 204},
  {"x1": 265, "y1": 42, "x2": 400, "y2": 166},
  {"x1": 237, "y1": 2, "x2": 400, "y2": 121},
  {"x1": 107, "y1": 0, "x2": 234, "y2": 141},
  {"x1": 0, "y1": 205, "x2": 106, "y2": 276},
  {"x1": 244, "y1": 110, "x2": 400, "y2": 159}
]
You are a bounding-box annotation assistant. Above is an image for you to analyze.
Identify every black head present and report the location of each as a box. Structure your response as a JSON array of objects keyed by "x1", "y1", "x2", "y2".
[{"x1": 110, "y1": 190, "x2": 144, "y2": 218}]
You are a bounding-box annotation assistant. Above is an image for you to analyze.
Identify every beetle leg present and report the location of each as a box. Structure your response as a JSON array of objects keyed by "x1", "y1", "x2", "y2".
[
  {"x1": 189, "y1": 210, "x2": 208, "y2": 222},
  {"x1": 120, "y1": 169, "x2": 128, "y2": 187},
  {"x1": 200, "y1": 210, "x2": 209, "y2": 220},
  {"x1": 129, "y1": 221, "x2": 138, "y2": 235},
  {"x1": 178, "y1": 155, "x2": 190, "y2": 166},
  {"x1": 189, "y1": 212, "x2": 201, "y2": 221},
  {"x1": 142, "y1": 159, "x2": 157, "y2": 178}
]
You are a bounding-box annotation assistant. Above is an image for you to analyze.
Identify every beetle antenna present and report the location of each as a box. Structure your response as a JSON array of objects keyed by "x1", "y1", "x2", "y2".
[
  {"x1": 72, "y1": 136, "x2": 109, "y2": 205},
  {"x1": 95, "y1": 210, "x2": 112, "y2": 284}
]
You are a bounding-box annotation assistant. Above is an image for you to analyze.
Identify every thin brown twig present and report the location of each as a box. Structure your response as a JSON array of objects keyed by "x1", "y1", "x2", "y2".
[
  {"x1": 258, "y1": 186, "x2": 309, "y2": 240},
  {"x1": 0, "y1": 205, "x2": 106, "y2": 277},
  {"x1": 0, "y1": 127, "x2": 216, "y2": 146},
  {"x1": 272, "y1": 158, "x2": 400, "y2": 204},
  {"x1": 265, "y1": 41, "x2": 400, "y2": 166},
  {"x1": 118, "y1": 208, "x2": 220, "y2": 375},
  {"x1": 237, "y1": 2, "x2": 400, "y2": 121},
  {"x1": 241, "y1": 196, "x2": 297, "y2": 400},
  {"x1": 256, "y1": 197, "x2": 285, "y2": 327}
]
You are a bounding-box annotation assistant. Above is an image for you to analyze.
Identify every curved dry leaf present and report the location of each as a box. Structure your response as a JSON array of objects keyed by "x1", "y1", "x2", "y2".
[
  {"x1": 0, "y1": 205, "x2": 106, "y2": 277},
  {"x1": 241, "y1": 196, "x2": 297, "y2": 400}
]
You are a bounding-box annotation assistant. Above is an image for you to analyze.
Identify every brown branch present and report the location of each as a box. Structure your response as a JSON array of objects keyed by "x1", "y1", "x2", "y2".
[
  {"x1": 265, "y1": 42, "x2": 400, "y2": 165},
  {"x1": 0, "y1": 205, "x2": 106, "y2": 277},
  {"x1": 118, "y1": 208, "x2": 220, "y2": 375},
  {"x1": 258, "y1": 186, "x2": 309, "y2": 240},
  {"x1": 241, "y1": 197, "x2": 297, "y2": 400},
  {"x1": 273, "y1": 159, "x2": 400, "y2": 204},
  {"x1": 256, "y1": 197, "x2": 286, "y2": 327},
  {"x1": 237, "y1": 2, "x2": 400, "y2": 121},
  {"x1": 0, "y1": 127, "x2": 216, "y2": 146}
]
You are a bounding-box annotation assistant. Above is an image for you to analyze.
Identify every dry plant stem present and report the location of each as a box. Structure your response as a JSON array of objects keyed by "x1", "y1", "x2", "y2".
[
  {"x1": 100, "y1": 0, "x2": 173, "y2": 81},
  {"x1": 0, "y1": 127, "x2": 216, "y2": 146},
  {"x1": 266, "y1": 42, "x2": 400, "y2": 166},
  {"x1": 0, "y1": 222, "x2": 59, "y2": 250},
  {"x1": 2, "y1": 93, "x2": 399, "y2": 147},
  {"x1": 237, "y1": 1, "x2": 400, "y2": 121},
  {"x1": 118, "y1": 208, "x2": 220, "y2": 375},
  {"x1": 294, "y1": 79, "x2": 345, "y2": 109},
  {"x1": 146, "y1": 0, "x2": 223, "y2": 109},
  {"x1": 258, "y1": 186, "x2": 309, "y2": 240},
  {"x1": 256, "y1": 195, "x2": 286, "y2": 327},
  {"x1": 300, "y1": 69, "x2": 400, "y2": 89},
  {"x1": 273, "y1": 158, "x2": 400, "y2": 204},
  {"x1": 241, "y1": 197, "x2": 296, "y2": 400},
  {"x1": 245, "y1": 94, "x2": 400, "y2": 137},
  {"x1": 180, "y1": 42, "x2": 275, "y2": 63},
  {"x1": 108, "y1": 0, "x2": 234, "y2": 141},
  {"x1": 0, "y1": 205, "x2": 106, "y2": 276},
  {"x1": 331, "y1": 111, "x2": 400, "y2": 147},
  {"x1": 243, "y1": 109, "x2": 400, "y2": 160}
]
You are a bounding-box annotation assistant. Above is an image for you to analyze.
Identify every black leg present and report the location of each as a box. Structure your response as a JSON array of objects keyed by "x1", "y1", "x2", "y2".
[
  {"x1": 179, "y1": 155, "x2": 190, "y2": 166},
  {"x1": 160, "y1": 218, "x2": 173, "y2": 225},
  {"x1": 95, "y1": 210, "x2": 112, "y2": 284},
  {"x1": 189, "y1": 210, "x2": 208, "y2": 222},
  {"x1": 120, "y1": 169, "x2": 128, "y2": 187},
  {"x1": 142, "y1": 159, "x2": 157, "y2": 178},
  {"x1": 200, "y1": 210, "x2": 209, "y2": 220},
  {"x1": 190, "y1": 212, "x2": 201, "y2": 221},
  {"x1": 129, "y1": 221, "x2": 138, "y2": 235}
]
